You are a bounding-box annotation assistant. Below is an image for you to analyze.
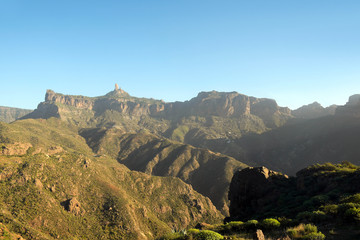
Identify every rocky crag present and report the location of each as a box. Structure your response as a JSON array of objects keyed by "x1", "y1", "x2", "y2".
[{"x1": 228, "y1": 163, "x2": 360, "y2": 221}]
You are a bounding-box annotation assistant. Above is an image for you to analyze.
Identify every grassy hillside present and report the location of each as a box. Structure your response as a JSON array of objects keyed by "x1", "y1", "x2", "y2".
[{"x1": 0, "y1": 119, "x2": 222, "y2": 239}]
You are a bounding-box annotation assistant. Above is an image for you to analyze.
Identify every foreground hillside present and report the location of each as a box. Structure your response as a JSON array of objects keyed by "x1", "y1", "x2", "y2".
[
  {"x1": 0, "y1": 119, "x2": 222, "y2": 239},
  {"x1": 162, "y1": 162, "x2": 360, "y2": 240}
]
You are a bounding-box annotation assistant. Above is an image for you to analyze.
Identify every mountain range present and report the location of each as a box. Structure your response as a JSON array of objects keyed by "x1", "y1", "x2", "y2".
[{"x1": 1, "y1": 85, "x2": 360, "y2": 239}]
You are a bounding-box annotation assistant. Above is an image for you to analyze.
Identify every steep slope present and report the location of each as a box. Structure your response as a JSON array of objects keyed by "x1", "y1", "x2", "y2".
[
  {"x1": 234, "y1": 96, "x2": 360, "y2": 175},
  {"x1": 79, "y1": 127, "x2": 248, "y2": 215},
  {"x1": 0, "y1": 106, "x2": 32, "y2": 123},
  {"x1": 0, "y1": 119, "x2": 222, "y2": 239}
]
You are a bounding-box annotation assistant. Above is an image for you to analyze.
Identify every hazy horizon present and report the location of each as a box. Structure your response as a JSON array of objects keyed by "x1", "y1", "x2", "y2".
[{"x1": 1, "y1": 1, "x2": 359, "y2": 109}]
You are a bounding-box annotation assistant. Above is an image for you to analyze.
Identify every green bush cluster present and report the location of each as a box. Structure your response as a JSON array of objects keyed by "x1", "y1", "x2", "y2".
[
  {"x1": 160, "y1": 229, "x2": 223, "y2": 240},
  {"x1": 286, "y1": 224, "x2": 325, "y2": 240},
  {"x1": 261, "y1": 218, "x2": 281, "y2": 230}
]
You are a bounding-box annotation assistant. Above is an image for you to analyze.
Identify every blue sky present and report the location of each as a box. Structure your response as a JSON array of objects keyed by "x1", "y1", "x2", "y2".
[{"x1": 1, "y1": 0, "x2": 359, "y2": 110}]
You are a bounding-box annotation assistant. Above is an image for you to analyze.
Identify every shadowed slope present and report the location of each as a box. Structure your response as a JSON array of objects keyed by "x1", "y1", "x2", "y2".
[{"x1": 80, "y1": 128, "x2": 248, "y2": 215}]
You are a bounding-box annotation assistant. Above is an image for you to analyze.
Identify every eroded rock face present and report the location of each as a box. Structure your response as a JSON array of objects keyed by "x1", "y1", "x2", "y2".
[
  {"x1": 0, "y1": 142, "x2": 32, "y2": 156},
  {"x1": 163, "y1": 91, "x2": 292, "y2": 127},
  {"x1": 23, "y1": 89, "x2": 293, "y2": 129},
  {"x1": 228, "y1": 167, "x2": 288, "y2": 220},
  {"x1": 46, "y1": 90, "x2": 94, "y2": 109},
  {"x1": 62, "y1": 197, "x2": 84, "y2": 216}
]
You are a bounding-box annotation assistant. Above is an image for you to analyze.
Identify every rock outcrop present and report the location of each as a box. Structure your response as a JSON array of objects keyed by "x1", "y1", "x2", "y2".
[
  {"x1": 228, "y1": 167, "x2": 288, "y2": 220},
  {"x1": 0, "y1": 142, "x2": 32, "y2": 156}
]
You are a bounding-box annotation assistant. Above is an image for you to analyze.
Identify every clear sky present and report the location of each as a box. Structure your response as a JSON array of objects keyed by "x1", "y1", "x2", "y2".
[{"x1": 1, "y1": 0, "x2": 359, "y2": 110}]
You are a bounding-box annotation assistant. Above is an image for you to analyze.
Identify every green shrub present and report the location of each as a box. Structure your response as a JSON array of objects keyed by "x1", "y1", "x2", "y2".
[
  {"x1": 261, "y1": 218, "x2": 281, "y2": 230},
  {"x1": 276, "y1": 217, "x2": 293, "y2": 227},
  {"x1": 344, "y1": 207, "x2": 360, "y2": 221},
  {"x1": 286, "y1": 224, "x2": 324, "y2": 240},
  {"x1": 194, "y1": 230, "x2": 224, "y2": 240},
  {"x1": 187, "y1": 228, "x2": 200, "y2": 235},
  {"x1": 243, "y1": 220, "x2": 258, "y2": 231},
  {"x1": 342, "y1": 193, "x2": 360, "y2": 204},
  {"x1": 303, "y1": 224, "x2": 318, "y2": 233},
  {"x1": 322, "y1": 204, "x2": 338, "y2": 215},
  {"x1": 301, "y1": 232, "x2": 325, "y2": 240},
  {"x1": 160, "y1": 232, "x2": 186, "y2": 240},
  {"x1": 223, "y1": 221, "x2": 244, "y2": 232}
]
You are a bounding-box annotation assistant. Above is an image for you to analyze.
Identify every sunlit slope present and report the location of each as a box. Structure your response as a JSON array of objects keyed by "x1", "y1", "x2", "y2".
[{"x1": 0, "y1": 119, "x2": 222, "y2": 239}]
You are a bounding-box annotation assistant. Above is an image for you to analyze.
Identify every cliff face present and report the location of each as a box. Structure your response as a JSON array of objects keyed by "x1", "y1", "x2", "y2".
[
  {"x1": 23, "y1": 89, "x2": 293, "y2": 131},
  {"x1": 162, "y1": 91, "x2": 292, "y2": 128},
  {"x1": 228, "y1": 167, "x2": 288, "y2": 220}
]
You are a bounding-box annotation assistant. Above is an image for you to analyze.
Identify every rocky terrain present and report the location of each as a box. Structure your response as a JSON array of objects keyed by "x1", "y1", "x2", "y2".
[{"x1": 0, "y1": 106, "x2": 32, "y2": 123}]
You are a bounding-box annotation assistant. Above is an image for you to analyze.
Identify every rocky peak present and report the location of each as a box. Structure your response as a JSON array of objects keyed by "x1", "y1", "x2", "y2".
[
  {"x1": 292, "y1": 102, "x2": 336, "y2": 119},
  {"x1": 335, "y1": 94, "x2": 360, "y2": 117},
  {"x1": 105, "y1": 84, "x2": 130, "y2": 98},
  {"x1": 347, "y1": 94, "x2": 360, "y2": 106}
]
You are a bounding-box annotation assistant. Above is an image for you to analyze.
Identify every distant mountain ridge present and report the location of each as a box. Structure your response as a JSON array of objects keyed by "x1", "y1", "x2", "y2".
[{"x1": 0, "y1": 106, "x2": 32, "y2": 123}]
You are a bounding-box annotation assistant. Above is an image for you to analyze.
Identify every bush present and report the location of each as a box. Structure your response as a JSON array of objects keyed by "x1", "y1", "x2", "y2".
[
  {"x1": 160, "y1": 232, "x2": 186, "y2": 240},
  {"x1": 344, "y1": 207, "x2": 360, "y2": 221},
  {"x1": 187, "y1": 228, "x2": 200, "y2": 235},
  {"x1": 301, "y1": 232, "x2": 325, "y2": 240},
  {"x1": 194, "y1": 230, "x2": 224, "y2": 240},
  {"x1": 286, "y1": 224, "x2": 324, "y2": 240},
  {"x1": 322, "y1": 204, "x2": 338, "y2": 215},
  {"x1": 342, "y1": 193, "x2": 360, "y2": 204},
  {"x1": 223, "y1": 221, "x2": 243, "y2": 232},
  {"x1": 261, "y1": 218, "x2": 281, "y2": 230},
  {"x1": 303, "y1": 224, "x2": 317, "y2": 233},
  {"x1": 243, "y1": 219, "x2": 258, "y2": 231}
]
